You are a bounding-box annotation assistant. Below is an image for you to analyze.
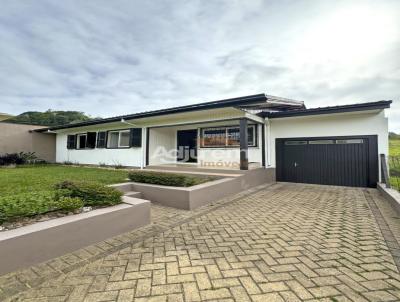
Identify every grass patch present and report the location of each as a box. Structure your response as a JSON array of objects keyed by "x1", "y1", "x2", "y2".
[
  {"x1": 0, "y1": 165, "x2": 128, "y2": 195},
  {"x1": 128, "y1": 170, "x2": 215, "y2": 187},
  {"x1": 389, "y1": 138, "x2": 400, "y2": 191},
  {"x1": 0, "y1": 165, "x2": 127, "y2": 225},
  {"x1": 390, "y1": 138, "x2": 400, "y2": 157}
]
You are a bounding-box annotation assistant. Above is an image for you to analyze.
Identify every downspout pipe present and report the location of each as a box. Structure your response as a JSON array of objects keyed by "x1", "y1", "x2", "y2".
[{"x1": 265, "y1": 117, "x2": 271, "y2": 167}]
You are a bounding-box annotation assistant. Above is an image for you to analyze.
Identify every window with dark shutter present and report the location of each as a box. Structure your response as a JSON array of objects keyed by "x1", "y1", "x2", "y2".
[
  {"x1": 130, "y1": 128, "x2": 142, "y2": 147},
  {"x1": 86, "y1": 132, "x2": 97, "y2": 148},
  {"x1": 77, "y1": 134, "x2": 87, "y2": 149},
  {"x1": 96, "y1": 132, "x2": 106, "y2": 148},
  {"x1": 67, "y1": 135, "x2": 76, "y2": 149}
]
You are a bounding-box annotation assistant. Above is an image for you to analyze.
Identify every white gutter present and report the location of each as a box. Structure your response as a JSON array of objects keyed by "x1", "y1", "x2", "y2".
[
  {"x1": 141, "y1": 127, "x2": 147, "y2": 169},
  {"x1": 265, "y1": 117, "x2": 271, "y2": 167}
]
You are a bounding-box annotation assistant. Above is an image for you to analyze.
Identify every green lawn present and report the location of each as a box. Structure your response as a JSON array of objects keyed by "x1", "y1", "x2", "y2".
[
  {"x1": 389, "y1": 138, "x2": 400, "y2": 191},
  {"x1": 0, "y1": 165, "x2": 128, "y2": 196},
  {"x1": 390, "y1": 138, "x2": 400, "y2": 157}
]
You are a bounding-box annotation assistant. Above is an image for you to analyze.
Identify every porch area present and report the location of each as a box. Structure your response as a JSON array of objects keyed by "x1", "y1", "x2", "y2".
[{"x1": 146, "y1": 118, "x2": 265, "y2": 170}]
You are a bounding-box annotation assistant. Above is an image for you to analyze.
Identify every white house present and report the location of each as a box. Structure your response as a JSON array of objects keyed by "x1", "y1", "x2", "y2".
[{"x1": 36, "y1": 93, "x2": 391, "y2": 188}]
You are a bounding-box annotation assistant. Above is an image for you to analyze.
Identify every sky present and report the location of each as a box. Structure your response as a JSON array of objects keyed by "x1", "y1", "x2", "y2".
[{"x1": 0, "y1": 0, "x2": 399, "y2": 131}]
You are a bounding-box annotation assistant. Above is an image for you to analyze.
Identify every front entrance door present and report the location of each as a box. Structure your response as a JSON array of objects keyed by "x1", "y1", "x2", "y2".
[{"x1": 177, "y1": 129, "x2": 198, "y2": 163}]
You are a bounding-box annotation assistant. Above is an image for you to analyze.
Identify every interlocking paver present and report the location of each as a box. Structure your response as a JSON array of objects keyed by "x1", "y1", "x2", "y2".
[{"x1": 3, "y1": 183, "x2": 400, "y2": 301}]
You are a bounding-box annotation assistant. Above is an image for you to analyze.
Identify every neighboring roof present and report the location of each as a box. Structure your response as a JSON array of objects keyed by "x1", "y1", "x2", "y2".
[
  {"x1": 260, "y1": 100, "x2": 392, "y2": 118},
  {"x1": 35, "y1": 93, "x2": 304, "y2": 132}
]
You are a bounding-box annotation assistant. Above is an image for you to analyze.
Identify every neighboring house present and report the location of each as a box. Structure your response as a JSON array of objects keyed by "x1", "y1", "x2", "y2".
[
  {"x1": 0, "y1": 113, "x2": 12, "y2": 121},
  {"x1": 0, "y1": 122, "x2": 56, "y2": 162},
  {"x1": 35, "y1": 93, "x2": 391, "y2": 188}
]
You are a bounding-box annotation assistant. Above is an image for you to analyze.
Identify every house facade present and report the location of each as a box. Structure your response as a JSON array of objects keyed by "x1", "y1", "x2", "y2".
[{"x1": 36, "y1": 94, "x2": 391, "y2": 188}]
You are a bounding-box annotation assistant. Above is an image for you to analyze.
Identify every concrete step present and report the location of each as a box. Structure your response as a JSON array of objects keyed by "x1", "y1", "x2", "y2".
[
  {"x1": 124, "y1": 191, "x2": 142, "y2": 198},
  {"x1": 108, "y1": 182, "x2": 133, "y2": 193}
]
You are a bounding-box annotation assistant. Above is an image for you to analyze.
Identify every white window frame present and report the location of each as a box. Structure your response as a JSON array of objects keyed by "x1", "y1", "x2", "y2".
[
  {"x1": 76, "y1": 133, "x2": 87, "y2": 149},
  {"x1": 107, "y1": 130, "x2": 130, "y2": 148},
  {"x1": 201, "y1": 125, "x2": 256, "y2": 148}
]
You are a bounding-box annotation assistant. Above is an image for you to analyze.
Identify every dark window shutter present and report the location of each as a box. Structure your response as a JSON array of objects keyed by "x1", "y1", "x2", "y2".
[
  {"x1": 96, "y1": 132, "x2": 107, "y2": 148},
  {"x1": 67, "y1": 135, "x2": 76, "y2": 149},
  {"x1": 130, "y1": 128, "x2": 142, "y2": 147},
  {"x1": 86, "y1": 132, "x2": 97, "y2": 148}
]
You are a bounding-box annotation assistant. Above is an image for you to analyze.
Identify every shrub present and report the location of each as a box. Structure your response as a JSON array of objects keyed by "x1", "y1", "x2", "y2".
[
  {"x1": 0, "y1": 152, "x2": 41, "y2": 166},
  {"x1": 57, "y1": 196, "x2": 84, "y2": 212},
  {"x1": 0, "y1": 191, "x2": 55, "y2": 222},
  {"x1": 0, "y1": 153, "x2": 24, "y2": 166},
  {"x1": 128, "y1": 171, "x2": 213, "y2": 187},
  {"x1": 0, "y1": 191, "x2": 83, "y2": 223},
  {"x1": 55, "y1": 181, "x2": 122, "y2": 206}
]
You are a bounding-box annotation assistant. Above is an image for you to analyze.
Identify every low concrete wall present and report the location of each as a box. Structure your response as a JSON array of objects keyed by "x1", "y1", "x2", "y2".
[
  {"x1": 112, "y1": 168, "x2": 276, "y2": 210},
  {"x1": 0, "y1": 197, "x2": 150, "y2": 275},
  {"x1": 377, "y1": 183, "x2": 400, "y2": 215}
]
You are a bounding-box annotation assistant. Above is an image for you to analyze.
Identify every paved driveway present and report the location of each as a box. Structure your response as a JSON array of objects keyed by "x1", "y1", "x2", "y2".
[{"x1": 4, "y1": 183, "x2": 400, "y2": 301}]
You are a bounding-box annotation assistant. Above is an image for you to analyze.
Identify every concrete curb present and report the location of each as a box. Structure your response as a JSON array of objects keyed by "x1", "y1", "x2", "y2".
[{"x1": 377, "y1": 183, "x2": 400, "y2": 215}]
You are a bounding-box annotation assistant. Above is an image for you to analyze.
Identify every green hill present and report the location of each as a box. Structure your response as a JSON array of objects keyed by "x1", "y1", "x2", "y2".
[{"x1": 7, "y1": 110, "x2": 94, "y2": 127}]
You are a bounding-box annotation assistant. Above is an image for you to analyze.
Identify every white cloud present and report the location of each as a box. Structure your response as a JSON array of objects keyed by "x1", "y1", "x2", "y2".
[{"x1": 0, "y1": 0, "x2": 399, "y2": 131}]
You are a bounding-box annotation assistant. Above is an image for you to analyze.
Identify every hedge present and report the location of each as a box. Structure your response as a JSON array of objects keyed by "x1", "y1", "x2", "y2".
[
  {"x1": 55, "y1": 181, "x2": 122, "y2": 206},
  {"x1": 128, "y1": 171, "x2": 213, "y2": 187},
  {"x1": 0, "y1": 180, "x2": 122, "y2": 224}
]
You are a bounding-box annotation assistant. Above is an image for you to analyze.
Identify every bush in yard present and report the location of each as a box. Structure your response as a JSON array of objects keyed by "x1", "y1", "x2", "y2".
[
  {"x1": 0, "y1": 191, "x2": 83, "y2": 223},
  {"x1": 56, "y1": 196, "x2": 84, "y2": 212},
  {"x1": 0, "y1": 153, "x2": 24, "y2": 166},
  {"x1": 0, "y1": 191, "x2": 55, "y2": 222},
  {"x1": 128, "y1": 170, "x2": 212, "y2": 187},
  {"x1": 0, "y1": 152, "x2": 42, "y2": 166},
  {"x1": 54, "y1": 181, "x2": 122, "y2": 206}
]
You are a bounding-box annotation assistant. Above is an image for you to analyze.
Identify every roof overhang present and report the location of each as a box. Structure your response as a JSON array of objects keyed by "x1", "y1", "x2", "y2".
[
  {"x1": 260, "y1": 100, "x2": 392, "y2": 119},
  {"x1": 41, "y1": 107, "x2": 251, "y2": 133},
  {"x1": 35, "y1": 93, "x2": 305, "y2": 132}
]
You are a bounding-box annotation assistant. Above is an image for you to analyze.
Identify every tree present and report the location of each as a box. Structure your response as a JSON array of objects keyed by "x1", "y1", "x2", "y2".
[{"x1": 7, "y1": 110, "x2": 94, "y2": 127}]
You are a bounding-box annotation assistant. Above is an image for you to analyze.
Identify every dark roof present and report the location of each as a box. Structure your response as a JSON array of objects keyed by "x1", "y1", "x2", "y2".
[
  {"x1": 260, "y1": 100, "x2": 392, "y2": 119},
  {"x1": 35, "y1": 93, "x2": 302, "y2": 132}
]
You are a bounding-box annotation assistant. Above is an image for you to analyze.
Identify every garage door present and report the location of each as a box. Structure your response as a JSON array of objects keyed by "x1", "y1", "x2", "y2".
[{"x1": 276, "y1": 135, "x2": 378, "y2": 188}]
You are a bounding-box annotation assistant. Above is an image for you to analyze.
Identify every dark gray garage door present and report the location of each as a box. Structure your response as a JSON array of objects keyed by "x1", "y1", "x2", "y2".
[{"x1": 276, "y1": 135, "x2": 378, "y2": 188}]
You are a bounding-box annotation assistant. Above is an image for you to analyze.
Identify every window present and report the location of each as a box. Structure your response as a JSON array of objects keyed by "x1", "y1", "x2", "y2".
[
  {"x1": 309, "y1": 140, "x2": 334, "y2": 144},
  {"x1": 130, "y1": 128, "x2": 142, "y2": 147},
  {"x1": 77, "y1": 134, "x2": 87, "y2": 149},
  {"x1": 86, "y1": 132, "x2": 97, "y2": 149},
  {"x1": 247, "y1": 126, "x2": 255, "y2": 146},
  {"x1": 227, "y1": 128, "x2": 240, "y2": 146},
  {"x1": 202, "y1": 128, "x2": 226, "y2": 147},
  {"x1": 120, "y1": 131, "x2": 130, "y2": 147},
  {"x1": 96, "y1": 132, "x2": 107, "y2": 148},
  {"x1": 67, "y1": 135, "x2": 76, "y2": 149},
  {"x1": 107, "y1": 130, "x2": 130, "y2": 148},
  {"x1": 201, "y1": 125, "x2": 256, "y2": 147},
  {"x1": 284, "y1": 141, "x2": 307, "y2": 145},
  {"x1": 336, "y1": 139, "x2": 364, "y2": 144}
]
